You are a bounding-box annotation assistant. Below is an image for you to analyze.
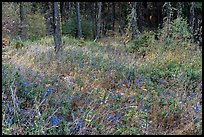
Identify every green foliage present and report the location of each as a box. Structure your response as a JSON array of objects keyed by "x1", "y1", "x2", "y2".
[
  {"x1": 62, "y1": 14, "x2": 93, "y2": 39},
  {"x1": 127, "y1": 31, "x2": 156, "y2": 54},
  {"x1": 160, "y1": 17, "x2": 191, "y2": 47},
  {"x1": 25, "y1": 13, "x2": 47, "y2": 41},
  {"x1": 194, "y1": 2, "x2": 202, "y2": 9},
  {"x1": 14, "y1": 41, "x2": 24, "y2": 49}
]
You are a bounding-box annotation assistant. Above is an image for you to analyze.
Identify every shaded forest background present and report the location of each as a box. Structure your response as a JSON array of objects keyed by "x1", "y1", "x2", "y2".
[{"x1": 2, "y1": 2, "x2": 202, "y2": 47}]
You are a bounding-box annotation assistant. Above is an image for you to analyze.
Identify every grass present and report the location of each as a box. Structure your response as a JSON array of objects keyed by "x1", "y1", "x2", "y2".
[{"x1": 2, "y1": 19, "x2": 202, "y2": 135}]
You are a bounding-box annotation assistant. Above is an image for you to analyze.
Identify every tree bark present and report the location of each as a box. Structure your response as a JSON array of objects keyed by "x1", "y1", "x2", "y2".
[
  {"x1": 95, "y1": 2, "x2": 102, "y2": 41},
  {"x1": 31, "y1": 2, "x2": 37, "y2": 14},
  {"x1": 131, "y1": 2, "x2": 138, "y2": 39},
  {"x1": 19, "y1": 2, "x2": 24, "y2": 40},
  {"x1": 53, "y1": 2, "x2": 62, "y2": 54},
  {"x1": 76, "y1": 2, "x2": 82, "y2": 39},
  {"x1": 176, "y1": 2, "x2": 182, "y2": 18},
  {"x1": 112, "y1": 2, "x2": 115, "y2": 31},
  {"x1": 190, "y1": 2, "x2": 195, "y2": 35}
]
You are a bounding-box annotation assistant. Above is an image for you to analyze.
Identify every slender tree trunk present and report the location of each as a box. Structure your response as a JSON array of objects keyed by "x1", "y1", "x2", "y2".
[
  {"x1": 76, "y1": 2, "x2": 82, "y2": 39},
  {"x1": 19, "y1": 2, "x2": 24, "y2": 40},
  {"x1": 48, "y1": 2, "x2": 54, "y2": 36},
  {"x1": 112, "y1": 2, "x2": 115, "y2": 31},
  {"x1": 53, "y1": 2, "x2": 62, "y2": 54},
  {"x1": 190, "y1": 2, "x2": 195, "y2": 35},
  {"x1": 31, "y1": 2, "x2": 37, "y2": 14},
  {"x1": 177, "y1": 2, "x2": 182, "y2": 18},
  {"x1": 131, "y1": 2, "x2": 138, "y2": 39},
  {"x1": 90, "y1": 3, "x2": 96, "y2": 39},
  {"x1": 101, "y1": 2, "x2": 105, "y2": 37},
  {"x1": 95, "y1": 2, "x2": 102, "y2": 41}
]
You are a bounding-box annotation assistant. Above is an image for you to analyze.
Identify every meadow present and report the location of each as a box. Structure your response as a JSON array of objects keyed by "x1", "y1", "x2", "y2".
[{"x1": 2, "y1": 18, "x2": 202, "y2": 135}]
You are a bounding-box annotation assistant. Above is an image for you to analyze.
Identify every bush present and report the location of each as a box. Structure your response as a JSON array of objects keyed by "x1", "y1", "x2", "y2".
[
  {"x1": 159, "y1": 17, "x2": 191, "y2": 47},
  {"x1": 127, "y1": 31, "x2": 156, "y2": 54}
]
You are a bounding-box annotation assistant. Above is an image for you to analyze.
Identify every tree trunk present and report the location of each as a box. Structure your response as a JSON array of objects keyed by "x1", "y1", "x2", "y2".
[
  {"x1": 177, "y1": 2, "x2": 182, "y2": 18},
  {"x1": 48, "y1": 2, "x2": 54, "y2": 36},
  {"x1": 31, "y1": 2, "x2": 37, "y2": 14},
  {"x1": 112, "y1": 2, "x2": 115, "y2": 31},
  {"x1": 190, "y1": 2, "x2": 195, "y2": 35},
  {"x1": 19, "y1": 2, "x2": 24, "y2": 40},
  {"x1": 95, "y1": 2, "x2": 102, "y2": 41},
  {"x1": 53, "y1": 2, "x2": 62, "y2": 54},
  {"x1": 76, "y1": 2, "x2": 82, "y2": 39},
  {"x1": 131, "y1": 2, "x2": 138, "y2": 39}
]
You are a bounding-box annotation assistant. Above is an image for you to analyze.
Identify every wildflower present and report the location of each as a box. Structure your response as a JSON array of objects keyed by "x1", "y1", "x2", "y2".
[
  {"x1": 46, "y1": 88, "x2": 52, "y2": 95},
  {"x1": 6, "y1": 117, "x2": 12, "y2": 124},
  {"x1": 17, "y1": 67, "x2": 21, "y2": 71},
  {"x1": 170, "y1": 91, "x2": 174, "y2": 96},
  {"x1": 59, "y1": 116, "x2": 64, "y2": 121},
  {"x1": 84, "y1": 99, "x2": 89, "y2": 105},
  {"x1": 161, "y1": 89, "x2": 166, "y2": 94},
  {"x1": 111, "y1": 80, "x2": 114, "y2": 84},
  {"x1": 76, "y1": 119, "x2": 83, "y2": 128},
  {"x1": 190, "y1": 92, "x2": 195, "y2": 98},
  {"x1": 23, "y1": 81, "x2": 29, "y2": 87},
  {"x1": 93, "y1": 74, "x2": 97, "y2": 79},
  {"x1": 138, "y1": 84, "x2": 142, "y2": 89},
  {"x1": 194, "y1": 105, "x2": 199, "y2": 113},
  {"x1": 194, "y1": 117, "x2": 199, "y2": 124},
  {"x1": 128, "y1": 80, "x2": 131, "y2": 85},
  {"x1": 70, "y1": 78, "x2": 75, "y2": 83},
  {"x1": 50, "y1": 116, "x2": 59, "y2": 126},
  {"x1": 107, "y1": 115, "x2": 115, "y2": 122},
  {"x1": 117, "y1": 92, "x2": 121, "y2": 98}
]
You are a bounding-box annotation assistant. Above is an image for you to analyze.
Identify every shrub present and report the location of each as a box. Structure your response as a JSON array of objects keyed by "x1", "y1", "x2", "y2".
[
  {"x1": 159, "y1": 17, "x2": 191, "y2": 47},
  {"x1": 127, "y1": 31, "x2": 156, "y2": 54}
]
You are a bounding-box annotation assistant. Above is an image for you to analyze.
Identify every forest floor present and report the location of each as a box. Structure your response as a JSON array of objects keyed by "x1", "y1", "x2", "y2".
[{"x1": 2, "y1": 35, "x2": 202, "y2": 135}]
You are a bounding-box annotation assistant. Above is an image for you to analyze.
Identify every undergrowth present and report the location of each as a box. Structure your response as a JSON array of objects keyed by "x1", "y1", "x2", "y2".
[{"x1": 2, "y1": 17, "x2": 202, "y2": 135}]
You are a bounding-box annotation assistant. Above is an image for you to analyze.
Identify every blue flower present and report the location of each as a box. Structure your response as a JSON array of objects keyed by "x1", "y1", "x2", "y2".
[
  {"x1": 23, "y1": 81, "x2": 29, "y2": 87},
  {"x1": 111, "y1": 80, "x2": 114, "y2": 84},
  {"x1": 93, "y1": 74, "x2": 97, "y2": 79},
  {"x1": 59, "y1": 116, "x2": 64, "y2": 121},
  {"x1": 138, "y1": 84, "x2": 142, "y2": 89},
  {"x1": 170, "y1": 91, "x2": 174, "y2": 96},
  {"x1": 17, "y1": 67, "x2": 21, "y2": 71},
  {"x1": 6, "y1": 118, "x2": 12, "y2": 124},
  {"x1": 46, "y1": 88, "x2": 52, "y2": 95},
  {"x1": 194, "y1": 105, "x2": 199, "y2": 113},
  {"x1": 190, "y1": 92, "x2": 195, "y2": 98},
  {"x1": 134, "y1": 79, "x2": 139, "y2": 84},
  {"x1": 194, "y1": 117, "x2": 199, "y2": 124},
  {"x1": 50, "y1": 116, "x2": 59, "y2": 126},
  {"x1": 117, "y1": 93, "x2": 121, "y2": 98},
  {"x1": 128, "y1": 80, "x2": 131, "y2": 85},
  {"x1": 161, "y1": 89, "x2": 166, "y2": 94},
  {"x1": 76, "y1": 119, "x2": 83, "y2": 128},
  {"x1": 70, "y1": 79, "x2": 75, "y2": 83}
]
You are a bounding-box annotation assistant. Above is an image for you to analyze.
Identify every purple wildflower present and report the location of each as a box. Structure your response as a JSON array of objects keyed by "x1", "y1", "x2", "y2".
[
  {"x1": 50, "y1": 116, "x2": 59, "y2": 126},
  {"x1": 46, "y1": 88, "x2": 52, "y2": 94},
  {"x1": 194, "y1": 105, "x2": 199, "y2": 113},
  {"x1": 76, "y1": 119, "x2": 83, "y2": 128}
]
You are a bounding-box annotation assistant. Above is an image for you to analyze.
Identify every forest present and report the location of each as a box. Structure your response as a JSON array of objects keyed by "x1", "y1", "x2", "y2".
[{"x1": 2, "y1": 2, "x2": 202, "y2": 135}]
